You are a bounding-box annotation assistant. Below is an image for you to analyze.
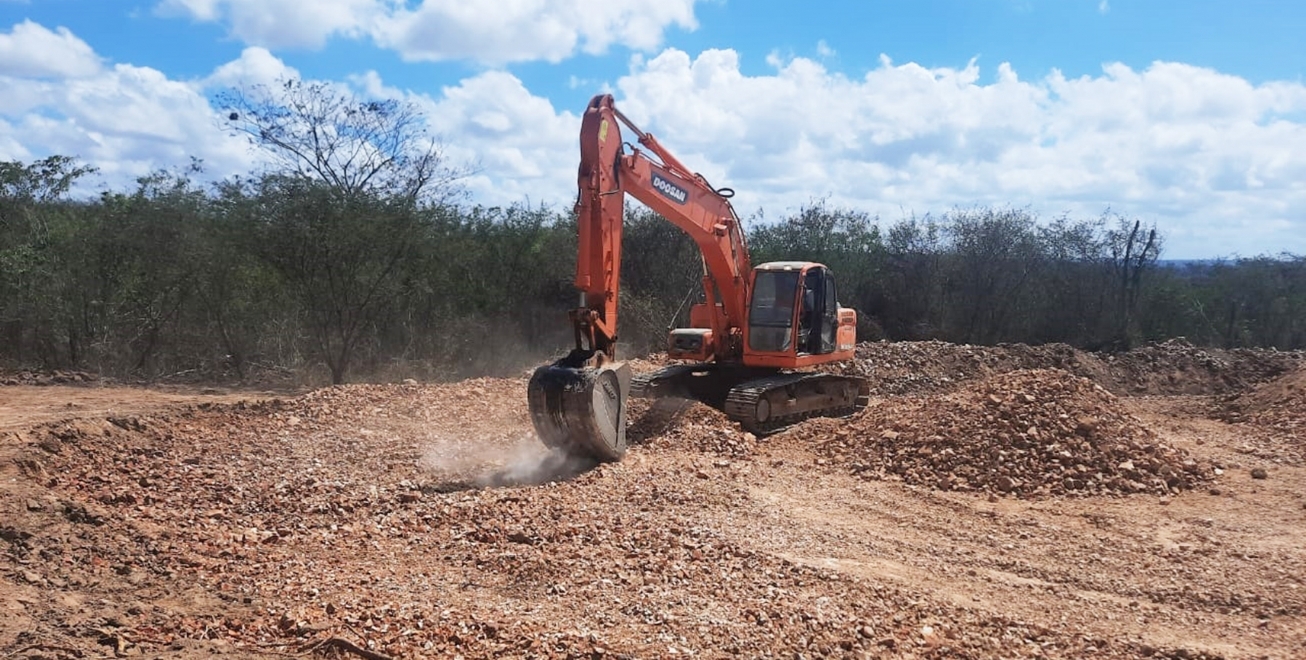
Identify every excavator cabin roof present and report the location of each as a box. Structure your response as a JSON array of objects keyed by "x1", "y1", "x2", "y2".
[{"x1": 754, "y1": 261, "x2": 821, "y2": 272}]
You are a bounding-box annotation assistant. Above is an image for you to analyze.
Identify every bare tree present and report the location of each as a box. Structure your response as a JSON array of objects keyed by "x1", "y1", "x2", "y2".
[
  {"x1": 1106, "y1": 214, "x2": 1161, "y2": 349},
  {"x1": 218, "y1": 78, "x2": 468, "y2": 204}
]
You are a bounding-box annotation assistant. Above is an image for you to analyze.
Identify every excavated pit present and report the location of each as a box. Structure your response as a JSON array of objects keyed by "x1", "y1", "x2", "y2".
[{"x1": 2, "y1": 340, "x2": 1305, "y2": 659}]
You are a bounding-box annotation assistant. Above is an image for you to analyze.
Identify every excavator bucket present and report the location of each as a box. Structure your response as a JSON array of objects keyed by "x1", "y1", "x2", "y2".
[{"x1": 527, "y1": 358, "x2": 632, "y2": 462}]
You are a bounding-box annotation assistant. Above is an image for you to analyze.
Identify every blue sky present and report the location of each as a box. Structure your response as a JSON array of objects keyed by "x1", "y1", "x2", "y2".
[{"x1": 1, "y1": 0, "x2": 1304, "y2": 258}]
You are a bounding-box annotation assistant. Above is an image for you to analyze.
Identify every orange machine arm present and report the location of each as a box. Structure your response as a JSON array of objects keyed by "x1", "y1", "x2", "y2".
[{"x1": 572, "y1": 94, "x2": 752, "y2": 362}]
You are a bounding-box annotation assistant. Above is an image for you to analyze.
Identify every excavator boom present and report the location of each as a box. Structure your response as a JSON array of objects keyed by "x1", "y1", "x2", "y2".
[{"x1": 528, "y1": 95, "x2": 866, "y2": 461}]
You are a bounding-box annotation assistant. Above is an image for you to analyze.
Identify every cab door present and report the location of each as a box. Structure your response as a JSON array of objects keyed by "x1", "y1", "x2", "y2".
[{"x1": 798, "y1": 267, "x2": 838, "y2": 355}]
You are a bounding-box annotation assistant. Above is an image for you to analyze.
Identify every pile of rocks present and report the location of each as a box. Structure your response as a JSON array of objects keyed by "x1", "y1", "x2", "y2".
[
  {"x1": 794, "y1": 369, "x2": 1211, "y2": 497},
  {"x1": 824, "y1": 338, "x2": 1303, "y2": 397},
  {"x1": 1217, "y1": 365, "x2": 1306, "y2": 464},
  {"x1": 1101, "y1": 338, "x2": 1303, "y2": 395},
  {"x1": 627, "y1": 398, "x2": 756, "y2": 457},
  {"x1": 0, "y1": 369, "x2": 97, "y2": 386},
  {"x1": 9, "y1": 378, "x2": 1134, "y2": 660}
]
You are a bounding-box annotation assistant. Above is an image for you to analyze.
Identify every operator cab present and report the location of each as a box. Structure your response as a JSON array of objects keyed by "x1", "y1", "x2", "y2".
[{"x1": 746, "y1": 262, "x2": 840, "y2": 357}]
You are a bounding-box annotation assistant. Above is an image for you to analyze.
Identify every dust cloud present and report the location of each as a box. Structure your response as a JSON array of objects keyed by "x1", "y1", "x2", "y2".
[{"x1": 418, "y1": 431, "x2": 596, "y2": 490}]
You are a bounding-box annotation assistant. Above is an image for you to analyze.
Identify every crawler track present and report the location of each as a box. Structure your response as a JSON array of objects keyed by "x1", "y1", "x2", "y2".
[{"x1": 633, "y1": 364, "x2": 867, "y2": 434}]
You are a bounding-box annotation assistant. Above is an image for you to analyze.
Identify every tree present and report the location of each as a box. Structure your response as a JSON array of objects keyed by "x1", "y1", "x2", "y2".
[
  {"x1": 0, "y1": 156, "x2": 97, "y2": 367},
  {"x1": 219, "y1": 79, "x2": 468, "y2": 203},
  {"x1": 216, "y1": 78, "x2": 470, "y2": 383},
  {"x1": 940, "y1": 207, "x2": 1044, "y2": 344},
  {"x1": 880, "y1": 214, "x2": 946, "y2": 339},
  {"x1": 616, "y1": 205, "x2": 704, "y2": 354},
  {"x1": 229, "y1": 175, "x2": 432, "y2": 384},
  {"x1": 1105, "y1": 213, "x2": 1161, "y2": 349},
  {"x1": 1033, "y1": 215, "x2": 1112, "y2": 346}
]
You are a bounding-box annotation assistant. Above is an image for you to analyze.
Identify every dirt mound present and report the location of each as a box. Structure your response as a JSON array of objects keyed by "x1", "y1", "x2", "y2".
[
  {"x1": 826, "y1": 338, "x2": 1303, "y2": 397},
  {"x1": 1214, "y1": 365, "x2": 1306, "y2": 464},
  {"x1": 0, "y1": 369, "x2": 98, "y2": 387},
  {"x1": 5, "y1": 372, "x2": 1304, "y2": 658},
  {"x1": 627, "y1": 398, "x2": 755, "y2": 457},
  {"x1": 829, "y1": 340, "x2": 1105, "y2": 395},
  {"x1": 1100, "y1": 338, "x2": 1304, "y2": 395},
  {"x1": 791, "y1": 369, "x2": 1211, "y2": 498}
]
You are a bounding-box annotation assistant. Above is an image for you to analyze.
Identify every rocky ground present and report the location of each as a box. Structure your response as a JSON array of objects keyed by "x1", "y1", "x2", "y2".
[{"x1": 2, "y1": 340, "x2": 1304, "y2": 659}]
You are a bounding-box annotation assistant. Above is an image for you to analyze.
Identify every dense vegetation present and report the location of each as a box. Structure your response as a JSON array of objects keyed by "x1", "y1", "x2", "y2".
[{"x1": 2, "y1": 83, "x2": 1302, "y2": 384}]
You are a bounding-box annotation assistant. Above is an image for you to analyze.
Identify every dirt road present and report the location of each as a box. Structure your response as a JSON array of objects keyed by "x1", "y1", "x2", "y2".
[{"x1": 2, "y1": 342, "x2": 1303, "y2": 659}]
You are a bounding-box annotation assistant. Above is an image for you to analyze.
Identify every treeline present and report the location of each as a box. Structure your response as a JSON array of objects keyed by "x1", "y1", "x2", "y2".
[
  {"x1": 2, "y1": 80, "x2": 1302, "y2": 384},
  {"x1": 2, "y1": 155, "x2": 1302, "y2": 385}
]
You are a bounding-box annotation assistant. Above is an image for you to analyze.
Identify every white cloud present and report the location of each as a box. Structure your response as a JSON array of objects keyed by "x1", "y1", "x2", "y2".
[
  {"x1": 408, "y1": 71, "x2": 579, "y2": 203},
  {"x1": 0, "y1": 24, "x2": 265, "y2": 188},
  {"x1": 329, "y1": 49, "x2": 1306, "y2": 257},
  {"x1": 155, "y1": 0, "x2": 699, "y2": 63},
  {"x1": 604, "y1": 50, "x2": 1306, "y2": 258},
  {"x1": 3, "y1": 19, "x2": 1305, "y2": 258},
  {"x1": 374, "y1": 0, "x2": 698, "y2": 64},
  {"x1": 0, "y1": 20, "x2": 102, "y2": 78},
  {"x1": 1098, "y1": 0, "x2": 1110, "y2": 14},
  {"x1": 156, "y1": 0, "x2": 376, "y2": 49},
  {"x1": 0, "y1": 118, "x2": 31, "y2": 162},
  {"x1": 0, "y1": 61, "x2": 255, "y2": 187},
  {"x1": 205, "y1": 46, "x2": 300, "y2": 88},
  {"x1": 816, "y1": 40, "x2": 835, "y2": 58}
]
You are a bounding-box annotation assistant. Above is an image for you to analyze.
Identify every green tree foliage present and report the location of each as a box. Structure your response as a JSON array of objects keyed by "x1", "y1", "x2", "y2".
[
  {"x1": 216, "y1": 78, "x2": 473, "y2": 383},
  {"x1": 1, "y1": 158, "x2": 1303, "y2": 382},
  {"x1": 0, "y1": 157, "x2": 97, "y2": 367},
  {"x1": 939, "y1": 207, "x2": 1045, "y2": 344},
  {"x1": 616, "y1": 206, "x2": 704, "y2": 355},
  {"x1": 222, "y1": 176, "x2": 431, "y2": 383}
]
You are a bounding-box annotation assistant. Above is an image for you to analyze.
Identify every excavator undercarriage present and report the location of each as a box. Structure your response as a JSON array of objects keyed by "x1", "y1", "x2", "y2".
[
  {"x1": 529, "y1": 358, "x2": 868, "y2": 462},
  {"x1": 633, "y1": 364, "x2": 869, "y2": 435}
]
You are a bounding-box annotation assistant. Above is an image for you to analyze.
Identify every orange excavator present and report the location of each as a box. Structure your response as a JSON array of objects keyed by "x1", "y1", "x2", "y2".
[{"x1": 527, "y1": 94, "x2": 868, "y2": 461}]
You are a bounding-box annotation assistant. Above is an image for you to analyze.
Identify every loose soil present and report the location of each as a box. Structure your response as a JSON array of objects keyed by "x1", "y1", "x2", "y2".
[{"x1": 2, "y1": 341, "x2": 1304, "y2": 659}]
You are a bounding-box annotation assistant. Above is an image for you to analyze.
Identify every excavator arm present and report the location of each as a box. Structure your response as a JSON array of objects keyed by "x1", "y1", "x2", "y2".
[
  {"x1": 572, "y1": 94, "x2": 752, "y2": 362},
  {"x1": 528, "y1": 94, "x2": 754, "y2": 460}
]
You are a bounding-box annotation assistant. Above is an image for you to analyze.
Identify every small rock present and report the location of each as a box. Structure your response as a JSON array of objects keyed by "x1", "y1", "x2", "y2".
[{"x1": 1250, "y1": 468, "x2": 1268, "y2": 480}]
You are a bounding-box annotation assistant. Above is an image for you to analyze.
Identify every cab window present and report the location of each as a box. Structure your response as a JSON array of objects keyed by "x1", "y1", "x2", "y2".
[{"x1": 748, "y1": 270, "x2": 799, "y2": 352}]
